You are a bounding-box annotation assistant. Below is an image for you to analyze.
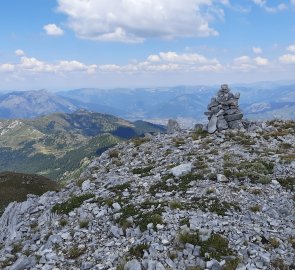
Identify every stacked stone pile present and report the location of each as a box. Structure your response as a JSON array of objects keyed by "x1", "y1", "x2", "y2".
[{"x1": 205, "y1": 84, "x2": 244, "y2": 133}]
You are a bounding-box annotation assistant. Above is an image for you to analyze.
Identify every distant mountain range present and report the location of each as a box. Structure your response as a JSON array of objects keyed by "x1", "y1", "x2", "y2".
[
  {"x1": 0, "y1": 110, "x2": 165, "y2": 180},
  {"x1": 0, "y1": 82, "x2": 294, "y2": 122}
]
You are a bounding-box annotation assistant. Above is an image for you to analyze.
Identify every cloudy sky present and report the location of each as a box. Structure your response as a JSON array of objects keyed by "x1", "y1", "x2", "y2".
[{"x1": 0, "y1": 0, "x2": 295, "y2": 90}]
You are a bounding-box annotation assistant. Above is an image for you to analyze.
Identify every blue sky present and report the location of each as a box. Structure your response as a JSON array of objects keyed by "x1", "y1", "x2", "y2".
[{"x1": 0, "y1": 0, "x2": 295, "y2": 90}]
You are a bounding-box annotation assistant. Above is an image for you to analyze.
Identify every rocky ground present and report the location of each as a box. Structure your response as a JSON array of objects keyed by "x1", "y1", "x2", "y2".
[{"x1": 0, "y1": 120, "x2": 294, "y2": 270}]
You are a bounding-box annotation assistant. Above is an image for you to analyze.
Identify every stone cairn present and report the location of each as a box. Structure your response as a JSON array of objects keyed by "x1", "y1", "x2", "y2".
[{"x1": 205, "y1": 84, "x2": 243, "y2": 133}]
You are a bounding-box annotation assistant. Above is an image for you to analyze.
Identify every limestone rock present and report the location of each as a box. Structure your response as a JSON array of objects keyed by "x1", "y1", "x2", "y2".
[
  {"x1": 167, "y1": 119, "x2": 181, "y2": 134},
  {"x1": 124, "y1": 259, "x2": 142, "y2": 270},
  {"x1": 171, "y1": 163, "x2": 192, "y2": 177}
]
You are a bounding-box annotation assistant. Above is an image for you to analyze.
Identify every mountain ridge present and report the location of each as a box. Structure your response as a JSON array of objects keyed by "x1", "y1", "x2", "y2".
[{"x1": 0, "y1": 119, "x2": 294, "y2": 269}]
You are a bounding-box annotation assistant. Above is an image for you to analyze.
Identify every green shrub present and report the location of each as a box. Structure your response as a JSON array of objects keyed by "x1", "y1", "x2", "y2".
[
  {"x1": 79, "y1": 219, "x2": 89, "y2": 228},
  {"x1": 249, "y1": 204, "x2": 261, "y2": 212},
  {"x1": 200, "y1": 234, "x2": 235, "y2": 260},
  {"x1": 52, "y1": 193, "x2": 94, "y2": 214},
  {"x1": 59, "y1": 218, "x2": 68, "y2": 227},
  {"x1": 129, "y1": 243, "x2": 149, "y2": 258},
  {"x1": 170, "y1": 201, "x2": 183, "y2": 209},
  {"x1": 68, "y1": 246, "x2": 85, "y2": 259},
  {"x1": 132, "y1": 166, "x2": 153, "y2": 177}
]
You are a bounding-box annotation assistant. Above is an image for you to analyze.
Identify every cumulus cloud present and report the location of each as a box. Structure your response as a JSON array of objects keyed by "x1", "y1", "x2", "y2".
[
  {"x1": 98, "y1": 52, "x2": 223, "y2": 73},
  {"x1": 57, "y1": 0, "x2": 220, "y2": 43},
  {"x1": 0, "y1": 64, "x2": 15, "y2": 72},
  {"x1": 279, "y1": 54, "x2": 295, "y2": 64},
  {"x1": 287, "y1": 43, "x2": 295, "y2": 52},
  {"x1": 15, "y1": 49, "x2": 25, "y2": 56},
  {"x1": 254, "y1": 56, "x2": 269, "y2": 66},
  {"x1": 232, "y1": 55, "x2": 269, "y2": 71},
  {"x1": 252, "y1": 47, "x2": 262, "y2": 54},
  {"x1": 0, "y1": 53, "x2": 96, "y2": 74},
  {"x1": 252, "y1": 0, "x2": 287, "y2": 12},
  {"x1": 43, "y1": 24, "x2": 64, "y2": 36}
]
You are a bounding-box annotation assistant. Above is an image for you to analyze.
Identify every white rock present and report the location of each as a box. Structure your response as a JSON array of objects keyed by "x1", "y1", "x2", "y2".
[
  {"x1": 124, "y1": 259, "x2": 142, "y2": 270},
  {"x1": 217, "y1": 174, "x2": 228, "y2": 182},
  {"x1": 171, "y1": 163, "x2": 192, "y2": 177},
  {"x1": 81, "y1": 180, "x2": 91, "y2": 191},
  {"x1": 112, "y1": 202, "x2": 121, "y2": 211}
]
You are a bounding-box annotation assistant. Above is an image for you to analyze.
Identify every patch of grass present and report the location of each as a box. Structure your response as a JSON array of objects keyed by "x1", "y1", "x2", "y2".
[
  {"x1": 269, "y1": 238, "x2": 280, "y2": 249},
  {"x1": 224, "y1": 159, "x2": 274, "y2": 184},
  {"x1": 132, "y1": 166, "x2": 154, "y2": 177},
  {"x1": 149, "y1": 175, "x2": 176, "y2": 195},
  {"x1": 250, "y1": 189, "x2": 262, "y2": 195},
  {"x1": 109, "y1": 149, "x2": 120, "y2": 158},
  {"x1": 200, "y1": 233, "x2": 235, "y2": 260},
  {"x1": 132, "y1": 137, "x2": 150, "y2": 147},
  {"x1": 116, "y1": 204, "x2": 138, "y2": 228},
  {"x1": 179, "y1": 231, "x2": 201, "y2": 246},
  {"x1": 179, "y1": 231, "x2": 236, "y2": 261},
  {"x1": 59, "y1": 218, "x2": 68, "y2": 227},
  {"x1": 129, "y1": 243, "x2": 149, "y2": 258},
  {"x1": 11, "y1": 243, "x2": 23, "y2": 254},
  {"x1": 30, "y1": 221, "x2": 38, "y2": 230},
  {"x1": 223, "y1": 258, "x2": 240, "y2": 270},
  {"x1": 180, "y1": 217, "x2": 190, "y2": 226},
  {"x1": 172, "y1": 137, "x2": 186, "y2": 147},
  {"x1": 79, "y1": 219, "x2": 89, "y2": 228},
  {"x1": 277, "y1": 177, "x2": 295, "y2": 191},
  {"x1": 249, "y1": 204, "x2": 261, "y2": 212},
  {"x1": 271, "y1": 258, "x2": 290, "y2": 270},
  {"x1": 288, "y1": 238, "x2": 295, "y2": 249},
  {"x1": 169, "y1": 200, "x2": 183, "y2": 209},
  {"x1": 191, "y1": 128, "x2": 208, "y2": 140},
  {"x1": 108, "y1": 182, "x2": 131, "y2": 195},
  {"x1": 68, "y1": 246, "x2": 86, "y2": 259},
  {"x1": 191, "y1": 197, "x2": 240, "y2": 216},
  {"x1": 179, "y1": 173, "x2": 203, "y2": 191},
  {"x1": 52, "y1": 193, "x2": 94, "y2": 214},
  {"x1": 0, "y1": 258, "x2": 16, "y2": 268},
  {"x1": 137, "y1": 212, "x2": 163, "y2": 231}
]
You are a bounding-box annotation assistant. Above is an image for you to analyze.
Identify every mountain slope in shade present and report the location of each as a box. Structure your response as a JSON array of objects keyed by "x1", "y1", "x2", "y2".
[
  {"x1": 0, "y1": 172, "x2": 58, "y2": 214},
  {"x1": 0, "y1": 110, "x2": 166, "y2": 180},
  {"x1": 0, "y1": 89, "x2": 77, "y2": 118}
]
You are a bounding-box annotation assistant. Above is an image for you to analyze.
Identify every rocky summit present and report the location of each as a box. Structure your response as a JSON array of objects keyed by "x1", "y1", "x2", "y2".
[
  {"x1": 0, "y1": 120, "x2": 295, "y2": 270},
  {"x1": 205, "y1": 85, "x2": 244, "y2": 134}
]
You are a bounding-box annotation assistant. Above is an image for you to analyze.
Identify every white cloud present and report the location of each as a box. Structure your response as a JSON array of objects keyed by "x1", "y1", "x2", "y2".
[
  {"x1": 234, "y1": 56, "x2": 251, "y2": 64},
  {"x1": 0, "y1": 64, "x2": 15, "y2": 72},
  {"x1": 291, "y1": 0, "x2": 295, "y2": 5},
  {"x1": 232, "y1": 55, "x2": 269, "y2": 71},
  {"x1": 279, "y1": 54, "x2": 295, "y2": 64},
  {"x1": 254, "y1": 56, "x2": 269, "y2": 65},
  {"x1": 287, "y1": 43, "x2": 295, "y2": 52},
  {"x1": 0, "y1": 53, "x2": 96, "y2": 75},
  {"x1": 98, "y1": 51, "x2": 222, "y2": 73},
  {"x1": 43, "y1": 24, "x2": 64, "y2": 36},
  {"x1": 57, "y1": 0, "x2": 220, "y2": 43},
  {"x1": 252, "y1": 47, "x2": 262, "y2": 54},
  {"x1": 15, "y1": 49, "x2": 25, "y2": 56},
  {"x1": 252, "y1": 0, "x2": 287, "y2": 12}
]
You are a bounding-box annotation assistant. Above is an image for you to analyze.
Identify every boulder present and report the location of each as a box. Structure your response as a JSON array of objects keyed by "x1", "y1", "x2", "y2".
[
  {"x1": 167, "y1": 119, "x2": 181, "y2": 134},
  {"x1": 171, "y1": 163, "x2": 192, "y2": 177}
]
